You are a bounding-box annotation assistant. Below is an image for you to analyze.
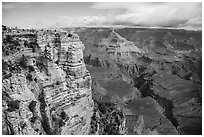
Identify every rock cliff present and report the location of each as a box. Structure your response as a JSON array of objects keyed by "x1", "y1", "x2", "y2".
[{"x1": 2, "y1": 30, "x2": 94, "y2": 135}]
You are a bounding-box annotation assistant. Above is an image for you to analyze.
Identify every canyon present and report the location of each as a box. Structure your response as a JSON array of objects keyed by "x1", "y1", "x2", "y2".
[
  {"x1": 75, "y1": 27, "x2": 202, "y2": 135},
  {"x1": 2, "y1": 26, "x2": 202, "y2": 135}
]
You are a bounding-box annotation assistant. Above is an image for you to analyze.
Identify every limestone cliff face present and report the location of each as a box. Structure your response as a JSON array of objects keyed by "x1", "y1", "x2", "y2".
[
  {"x1": 2, "y1": 31, "x2": 94, "y2": 135},
  {"x1": 42, "y1": 33, "x2": 94, "y2": 135}
]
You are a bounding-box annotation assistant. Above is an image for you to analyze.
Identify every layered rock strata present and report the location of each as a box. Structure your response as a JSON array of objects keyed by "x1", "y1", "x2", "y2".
[
  {"x1": 42, "y1": 33, "x2": 94, "y2": 135},
  {"x1": 84, "y1": 30, "x2": 142, "y2": 68},
  {"x1": 2, "y1": 31, "x2": 94, "y2": 135}
]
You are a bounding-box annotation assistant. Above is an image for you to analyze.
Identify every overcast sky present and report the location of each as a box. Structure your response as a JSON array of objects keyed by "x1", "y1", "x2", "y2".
[{"x1": 2, "y1": 2, "x2": 202, "y2": 30}]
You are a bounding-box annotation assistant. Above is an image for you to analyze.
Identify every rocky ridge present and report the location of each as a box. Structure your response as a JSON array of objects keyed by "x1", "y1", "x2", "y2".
[{"x1": 84, "y1": 30, "x2": 141, "y2": 67}]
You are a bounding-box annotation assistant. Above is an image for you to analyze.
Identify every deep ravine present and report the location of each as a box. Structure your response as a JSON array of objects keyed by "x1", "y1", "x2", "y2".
[{"x1": 133, "y1": 75, "x2": 180, "y2": 134}]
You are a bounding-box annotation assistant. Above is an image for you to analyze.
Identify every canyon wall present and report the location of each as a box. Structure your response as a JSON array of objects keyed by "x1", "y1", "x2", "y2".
[
  {"x1": 2, "y1": 31, "x2": 94, "y2": 135},
  {"x1": 75, "y1": 27, "x2": 202, "y2": 135}
]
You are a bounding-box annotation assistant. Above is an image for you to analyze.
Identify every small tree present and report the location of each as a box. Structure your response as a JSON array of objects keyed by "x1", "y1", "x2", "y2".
[
  {"x1": 19, "y1": 56, "x2": 27, "y2": 69},
  {"x1": 60, "y1": 110, "x2": 67, "y2": 120},
  {"x1": 7, "y1": 100, "x2": 20, "y2": 111},
  {"x1": 26, "y1": 73, "x2": 33, "y2": 81},
  {"x1": 24, "y1": 41, "x2": 28, "y2": 47},
  {"x1": 29, "y1": 100, "x2": 37, "y2": 112}
]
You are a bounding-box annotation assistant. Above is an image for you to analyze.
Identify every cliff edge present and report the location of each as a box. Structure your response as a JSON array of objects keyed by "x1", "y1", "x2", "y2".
[{"x1": 2, "y1": 30, "x2": 94, "y2": 135}]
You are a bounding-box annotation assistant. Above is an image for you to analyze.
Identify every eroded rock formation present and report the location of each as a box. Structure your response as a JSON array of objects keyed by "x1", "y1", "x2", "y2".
[
  {"x1": 75, "y1": 27, "x2": 202, "y2": 135},
  {"x1": 2, "y1": 30, "x2": 94, "y2": 135},
  {"x1": 84, "y1": 30, "x2": 141, "y2": 67},
  {"x1": 3, "y1": 26, "x2": 201, "y2": 135}
]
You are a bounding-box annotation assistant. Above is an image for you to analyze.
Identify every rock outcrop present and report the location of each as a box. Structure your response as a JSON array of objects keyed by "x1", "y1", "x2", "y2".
[
  {"x1": 2, "y1": 29, "x2": 94, "y2": 135},
  {"x1": 38, "y1": 33, "x2": 94, "y2": 135},
  {"x1": 84, "y1": 30, "x2": 141, "y2": 67},
  {"x1": 89, "y1": 100, "x2": 125, "y2": 135},
  {"x1": 104, "y1": 30, "x2": 141, "y2": 58}
]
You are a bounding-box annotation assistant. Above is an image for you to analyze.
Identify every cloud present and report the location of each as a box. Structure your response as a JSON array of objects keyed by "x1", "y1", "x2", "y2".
[
  {"x1": 90, "y1": 2, "x2": 202, "y2": 30},
  {"x1": 4, "y1": 2, "x2": 201, "y2": 30},
  {"x1": 2, "y1": 2, "x2": 32, "y2": 10},
  {"x1": 49, "y1": 16, "x2": 108, "y2": 28},
  {"x1": 48, "y1": 2, "x2": 201, "y2": 30},
  {"x1": 178, "y1": 15, "x2": 202, "y2": 30}
]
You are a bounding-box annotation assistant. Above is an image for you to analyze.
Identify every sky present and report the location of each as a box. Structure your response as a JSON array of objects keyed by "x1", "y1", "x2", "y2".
[{"x1": 2, "y1": 2, "x2": 202, "y2": 30}]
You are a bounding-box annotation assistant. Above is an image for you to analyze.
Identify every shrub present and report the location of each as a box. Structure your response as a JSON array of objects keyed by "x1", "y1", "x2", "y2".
[
  {"x1": 34, "y1": 78, "x2": 37, "y2": 82},
  {"x1": 30, "y1": 116, "x2": 38, "y2": 123},
  {"x1": 19, "y1": 55, "x2": 27, "y2": 68},
  {"x1": 58, "y1": 119, "x2": 65, "y2": 127},
  {"x1": 29, "y1": 100, "x2": 37, "y2": 112},
  {"x1": 7, "y1": 100, "x2": 20, "y2": 111},
  {"x1": 5, "y1": 35, "x2": 12, "y2": 43},
  {"x1": 26, "y1": 73, "x2": 33, "y2": 81},
  {"x1": 60, "y1": 110, "x2": 67, "y2": 120},
  {"x1": 24, "y1": 41, "x2": 28, "y2": 47},
  {"x1": 56, "y1": 81, "x2": 60, "y2": 85},
  {"x1": 28, "y1": 65, "x2": 35, "y2": 72}
]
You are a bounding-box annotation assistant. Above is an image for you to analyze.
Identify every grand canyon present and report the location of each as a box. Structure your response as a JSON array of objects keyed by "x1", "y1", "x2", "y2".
[{"x1": 2, "y1": 2, "x2": 202, "y2": 135}]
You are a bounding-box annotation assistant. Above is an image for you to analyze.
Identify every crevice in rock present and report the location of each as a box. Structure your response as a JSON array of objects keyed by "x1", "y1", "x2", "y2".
[
  {"x1": 151, "y1": 93, "x2": 179, "y2": 129},
  {"x1": 29, "y1": 100, "x2": 39, "y2": 123},
  {"x1": 38, "y1": 90, "x2": 52, "y2": 135},
  {"x1": 133, "y1": 75, "x2": 180, "y2": 134}
]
